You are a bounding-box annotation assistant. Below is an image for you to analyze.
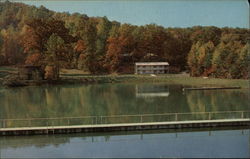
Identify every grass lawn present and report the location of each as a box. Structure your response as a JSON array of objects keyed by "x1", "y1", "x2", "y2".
[
  {"x1": 1, "y1": 66, "x2": 249, "y2": 88},
  {"x1": 61, "y1": 73, "x2": 249, "y2": 88},
  {"x1": 162, "y1": 76, "x2": 249, "y2": 88}
]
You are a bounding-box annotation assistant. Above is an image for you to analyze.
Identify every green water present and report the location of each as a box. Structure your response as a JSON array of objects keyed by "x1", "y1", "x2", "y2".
[{"x1": 0, "y1": 83, "x2": 249, "y2": 128}]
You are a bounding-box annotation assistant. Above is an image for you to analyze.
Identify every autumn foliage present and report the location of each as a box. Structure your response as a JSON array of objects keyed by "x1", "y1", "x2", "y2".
[{"x1": 0, "y1": 1, "x2": 249, "y2": 79}]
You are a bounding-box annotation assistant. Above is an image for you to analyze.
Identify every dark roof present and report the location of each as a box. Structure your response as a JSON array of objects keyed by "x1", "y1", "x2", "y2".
[{"x1": 21, "y1": 65, "x2": 41, "y2": 68}]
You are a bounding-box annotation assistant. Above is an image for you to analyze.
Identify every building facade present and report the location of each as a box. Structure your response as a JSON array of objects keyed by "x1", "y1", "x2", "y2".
[
  {"x1": 18, "y1": 65, "x2": 44, "y2": 80},
  {"x1": 135, "y1": 62, "x2": 169, "y2": 74}
]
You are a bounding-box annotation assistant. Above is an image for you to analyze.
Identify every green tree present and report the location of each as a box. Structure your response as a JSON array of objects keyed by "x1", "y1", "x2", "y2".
[
  {"x1": 190, "y1": 26, "x2": 221, "y2": 45},
  {"x1": 76, "y1": 19, "x2": 98, "y2": 73},
  {"x1": 44, "y1": 34, "x2": 65, "y2": 80},
  {"x1": 236, "y1": 44, "x2": 249, "y2": 79},
  {"x1": 187, "y1": 42, "x2": 202, "y2": 76},
  {"x1": 0, "y1": 32, "x2": 4, "y2": 65},
  {"x1": 96, "y1": 16, "x2": 111, "y2": 56},
  {"x1": 212, "y1": 41, "x2": 243, "y2": 78}
]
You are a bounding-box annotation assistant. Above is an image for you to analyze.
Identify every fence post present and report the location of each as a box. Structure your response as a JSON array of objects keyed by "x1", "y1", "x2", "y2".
[
  {"x1": 241, "y1": 111, "x2": 244, "y2": 119},
  {"x1": 209, "y1": 113, "x2": 211, "y2": 120},
  {"x1": 175, "y1": 113, "x2": 178, "y2": 121},
  {"x1": 140, "y1": 115, "x2": 143, "y2": 123}
]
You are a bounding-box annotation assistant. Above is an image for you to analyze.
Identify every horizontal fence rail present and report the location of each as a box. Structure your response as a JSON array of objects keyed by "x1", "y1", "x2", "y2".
[{"x1": 0, "y1": 110, "x2": 250, "y2": 129}]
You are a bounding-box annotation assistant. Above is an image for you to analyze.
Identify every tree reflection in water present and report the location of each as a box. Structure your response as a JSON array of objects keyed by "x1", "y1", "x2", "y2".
[{"x1": 0, "y1": 83, "x2": 249, "y2": 127}]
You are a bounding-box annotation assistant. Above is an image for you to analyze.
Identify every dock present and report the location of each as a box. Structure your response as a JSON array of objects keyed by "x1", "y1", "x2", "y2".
[
  {"x1": 0, "y1": 118, "x2": 249, "y2": 136},
  {"x1": 182, "y1": 86, "x2": 241, "y2": 91}
]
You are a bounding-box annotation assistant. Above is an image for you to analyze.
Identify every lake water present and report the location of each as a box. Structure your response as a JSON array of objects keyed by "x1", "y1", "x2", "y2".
[
  {"x1": 0, "y1": 83, "x2": 249, "y2": 128},
  {"x1": 0, "y1": 127, "x2": 249, "y2": 158}
]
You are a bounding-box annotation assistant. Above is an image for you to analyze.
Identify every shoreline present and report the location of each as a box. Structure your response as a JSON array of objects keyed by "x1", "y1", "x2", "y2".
[{"x1": 0, "y1": 74, "x2": 249, "y2": 88}]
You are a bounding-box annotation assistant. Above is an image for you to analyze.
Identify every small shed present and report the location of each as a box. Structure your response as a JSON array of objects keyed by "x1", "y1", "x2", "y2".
[
  {"x1": 18, "y1": 65, "x2": 44, "y2": 80},
  {"x1": 135, "y1": 62, "x2": 169, "y2": 74}
]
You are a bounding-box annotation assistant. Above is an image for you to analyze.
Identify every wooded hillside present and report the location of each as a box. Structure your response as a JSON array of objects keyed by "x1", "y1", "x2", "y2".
[{"x1": 0, "y1": 1, "x2": 249, "y2": 79}]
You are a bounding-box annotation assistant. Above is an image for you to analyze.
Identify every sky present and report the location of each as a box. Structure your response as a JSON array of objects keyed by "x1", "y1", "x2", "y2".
[{"x1": 16, "y1": 0, "x2": 249, "y2": 28}]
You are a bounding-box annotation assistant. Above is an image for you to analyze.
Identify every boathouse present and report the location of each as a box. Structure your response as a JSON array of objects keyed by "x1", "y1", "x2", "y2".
[
  {"x1": 18, "y1": 65, "x2": 44, "y2": 80},
  {"x1": 135, "y1": 62, "x2": 169, "y2": 74}
]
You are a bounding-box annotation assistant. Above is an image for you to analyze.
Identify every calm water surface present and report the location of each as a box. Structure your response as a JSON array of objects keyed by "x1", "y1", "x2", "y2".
[
  {"x1": 0, "y1": 83, "x2": 249, "y2": 158},
  {"x1": 0, "y1": 127, "x2": 249, "y2": 158},
  {"x1": 0, "y1": 83, "x2": 249, "y2": 127}
]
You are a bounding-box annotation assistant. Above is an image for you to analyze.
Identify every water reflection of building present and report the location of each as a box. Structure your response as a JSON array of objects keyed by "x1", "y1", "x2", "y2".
[{"x1": 136, "y1": 84, "x2": 170, "y2": 97}]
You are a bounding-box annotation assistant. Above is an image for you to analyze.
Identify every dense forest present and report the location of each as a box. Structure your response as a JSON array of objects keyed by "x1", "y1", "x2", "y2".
[{"x1": 0, "y1": 1, "x2": 249, "y2": 79}]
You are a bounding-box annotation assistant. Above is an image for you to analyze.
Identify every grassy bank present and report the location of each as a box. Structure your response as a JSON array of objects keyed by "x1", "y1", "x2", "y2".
[
  {"x1": 61, "y1": 74, "x2": 249, "y2": 88},
  {"x1": 0, "y1": 66, "x2": 249, "y2": 88}
]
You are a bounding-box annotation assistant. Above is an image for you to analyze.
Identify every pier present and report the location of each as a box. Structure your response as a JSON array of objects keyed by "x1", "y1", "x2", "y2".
[
  {"x1": 182, "y1": 86, "x2": 241, "y2": 91},
  {"x1": 0, "y1": 119, "x2": 250, "y2": 136},
  {"x1": 0, "y1": 111, "x2": 249, "y2": 136}
]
